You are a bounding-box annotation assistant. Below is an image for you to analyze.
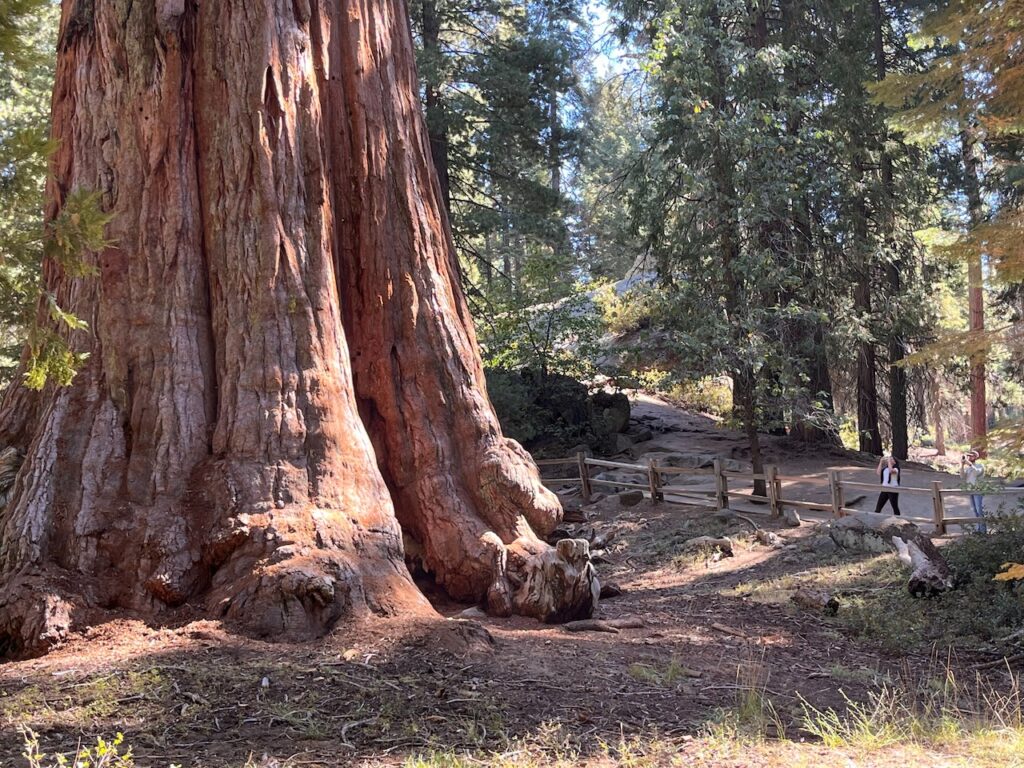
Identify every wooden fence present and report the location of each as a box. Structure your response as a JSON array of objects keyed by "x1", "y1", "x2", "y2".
[{"x1": 535, "y1": 453, "x2": 1024, "y2": 533}]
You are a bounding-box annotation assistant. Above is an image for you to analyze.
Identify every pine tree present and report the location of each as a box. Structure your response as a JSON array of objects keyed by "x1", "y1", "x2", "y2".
[{"x1": 874, "y1": 0, "x2": 1024, "y2": 456}]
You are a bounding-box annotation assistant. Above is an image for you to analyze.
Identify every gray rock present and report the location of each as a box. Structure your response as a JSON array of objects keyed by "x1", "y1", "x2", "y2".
[
  {"x1": 592, "y1": 391, "x2": 631, "y2": 434},
  {"x1": 458, "y1": 606, "x2": 487, "y2": 619},
  {"x1": 811, "y1": 536, "x2": 838, "y2": 556},
  {"x1": 618, "y1": 490, "x2": 644, "y2": 507},
  {"x1": 600, "y1": 582, "x2": 624, "y2": 599},
  {"x1": 632, "y1": 428, "x2": 654, "y2": 444},
  {"x1": 614, "y1": 434, "x2": 634, "y2": 454},
  {"x1": 635, "y1": 451, "x2": 743, "y2": 472},
  {"x1": 783, "y1": 508, "x2": 802, "y2": 527}
]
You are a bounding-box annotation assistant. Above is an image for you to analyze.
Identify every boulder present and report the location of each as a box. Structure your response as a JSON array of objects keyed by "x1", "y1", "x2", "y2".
[
  {"x1": 618, "y1": 490, "x2": 645, "y2": 507},
  {"x1": 637, "y1": 451, "x2": 742, "y2": 472},
  {"x1": 592, "y1": 391, "x2": 631, "y2": 434},
  {"x1": 631, "y1": 428, "x2": 654, "y2": 444},
  {"x1": 810, "y1": 535, "x2": 838, "y2": 557},
  {"x1": 600, "y1": 582, "x2": 624, "y2": 599},
  {"x1": 782, "y1": 508, "x2": 802, "y2": 527}
]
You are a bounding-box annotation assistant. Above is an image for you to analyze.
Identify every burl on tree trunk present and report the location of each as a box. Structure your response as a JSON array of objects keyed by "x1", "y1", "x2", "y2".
[{"x1": 0, "y1": 0, "x2": 596, "y2": 656}]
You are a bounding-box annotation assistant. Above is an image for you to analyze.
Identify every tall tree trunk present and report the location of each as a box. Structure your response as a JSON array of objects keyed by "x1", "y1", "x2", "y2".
[
  {"x1": 855, "y1": 273, "x2": 882, "y2": 455},
  {"x1": 710, "y1": 5, "x2": 765, "y2": 497},
  {"x1": 779, "y1": 1, "x2": 838, "y2": 446},
  {"x1": 872, "y1": 0, "x2": 908, "y2": 460},
  {"x1": 852, "y1": 151, "x2": 883, "y2": 456},
  {"x1": 0, "y1": 0, "x2": 596, "y2": 657},
  {"x1": 548, "y1": 88, "x2": 562, "y2": 199},
  {"x1": 421, "y1": 0, "x2": 451, "y2": 216},
  {"x1": 930, "y1": 375, "x2": 946, "y2": 456},
  {"x1": 790, "y1": 195, "x2": 839, "y2": 445},
  {"x1": 962, "y1": 128, "x2": 987, "y2": 454}
]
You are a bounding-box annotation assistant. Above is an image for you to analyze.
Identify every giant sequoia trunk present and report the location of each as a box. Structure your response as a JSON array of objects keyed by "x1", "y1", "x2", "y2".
[{"x1": 0, "y1": 0, "x2": 596, "y2": 656}]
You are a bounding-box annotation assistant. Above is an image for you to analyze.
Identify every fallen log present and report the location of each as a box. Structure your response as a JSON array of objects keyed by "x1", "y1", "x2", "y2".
[
  {"x1": 681, "y1": 536, "x2": 734, "y2": 557},
  {"x1": 563, "y1": 619, "x2": 619, "y2": 633},
  {"x1": 563, "y1": 617, "x2": 644, "y2": 633},
  {"x1": 828, "y1": 512, "x2": 953, "y2": 596},
  {"x1": 790, "y1": 588, "x2": 839, "y2": 616}
]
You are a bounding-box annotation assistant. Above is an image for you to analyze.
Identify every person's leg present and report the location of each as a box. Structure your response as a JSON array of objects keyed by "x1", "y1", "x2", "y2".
[
  {"x1": 891, "y1": 493, "x2": 900, "y2": 516},
  {"x1": 971, "y1": 494, "x2": 987, "y2": 533},
  {"x1": 874, "y1": 493, "x2": 886, "y2": 514}
]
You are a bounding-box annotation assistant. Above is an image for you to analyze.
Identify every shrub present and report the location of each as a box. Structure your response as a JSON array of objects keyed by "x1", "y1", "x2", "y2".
[
  {"x1": 664, "y1": 377, "x2": 733, "y2": 417},
  {"x1": 23, "y1": 730, "x2": 136, "y2": 768},
  {"x1": 592, "y1": 283, "x2": 650, "y2": 336}
]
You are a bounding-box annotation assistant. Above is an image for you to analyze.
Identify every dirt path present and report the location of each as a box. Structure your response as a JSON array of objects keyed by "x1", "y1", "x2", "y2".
[{"x1": 617, "y1": 393, "x2": 1022, "y2": 529}]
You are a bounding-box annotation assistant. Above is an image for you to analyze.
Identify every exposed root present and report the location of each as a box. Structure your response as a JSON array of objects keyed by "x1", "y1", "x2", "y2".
[{"x1": 0, "y1": 570, "x2": 74, "y2": 658}]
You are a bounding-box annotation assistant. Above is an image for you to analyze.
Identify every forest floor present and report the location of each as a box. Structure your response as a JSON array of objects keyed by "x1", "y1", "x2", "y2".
[{"x1": 1, "y1": 402, "x2": 1022, "y2": 767}]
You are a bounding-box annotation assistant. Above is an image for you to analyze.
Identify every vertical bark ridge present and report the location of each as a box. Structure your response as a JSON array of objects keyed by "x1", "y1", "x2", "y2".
[
  {"x1": 328, "y1": 0, "x2": 596, "y2": 619},
  {"x1": 192, "y1": 0, "x2": 428, "y2": 633},
  {"x1": 1, "y1": 0, "x2": 218, "y2": 648}
]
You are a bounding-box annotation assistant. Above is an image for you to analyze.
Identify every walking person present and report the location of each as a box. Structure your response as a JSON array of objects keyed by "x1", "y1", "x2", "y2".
[
  {"x1": 960, "y1": 450, "x2": 987, "y2": 533},
  {"x1": 874, "y1": 455, "x2": 901, "y2": 515}
]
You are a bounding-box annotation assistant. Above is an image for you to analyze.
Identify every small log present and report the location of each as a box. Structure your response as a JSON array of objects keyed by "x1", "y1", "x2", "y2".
[
  {"x1": 790, "y1": 588, "x2": 838, "y2": 616},
  {"x1": 711, "y1": 622, "x2": 748, "y2": 638},
  {"x1": 682, "y1": 536, "x2": 734, "y2": 557},
  {"x1": 828, "y1": 512, "x2": 953, "y2": 596},
  {"x1": 563, "y1": 619, "x2": 620, "y2": 633}
]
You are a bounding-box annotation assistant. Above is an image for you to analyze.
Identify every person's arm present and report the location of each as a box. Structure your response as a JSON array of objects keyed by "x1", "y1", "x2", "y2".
[{"x1": 877, "y1": 458, "x2": 885, "y2": 479}]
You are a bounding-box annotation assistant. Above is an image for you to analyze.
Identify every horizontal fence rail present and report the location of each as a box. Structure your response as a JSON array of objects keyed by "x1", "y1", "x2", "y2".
[{"x1": 534, "y1": 452, "x2": 1023, "y2": 532}]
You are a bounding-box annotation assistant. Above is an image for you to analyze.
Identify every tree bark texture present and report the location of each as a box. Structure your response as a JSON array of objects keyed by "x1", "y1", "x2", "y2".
[
  {"x1": 420, "y1": 0, "x2": 451, "y2": 216},
  {"x1": 852, "y1": 151, "x2": 882, "y2": 457},
  {"x1": 962, "y1": 129, "x2": 987, "y2": 454},
  {"x1": 872, "y1": 0, "x2": 908, "y2": 461},
  {"x1": 0, "y1": 0, "x2": 596, "y2": 656}
]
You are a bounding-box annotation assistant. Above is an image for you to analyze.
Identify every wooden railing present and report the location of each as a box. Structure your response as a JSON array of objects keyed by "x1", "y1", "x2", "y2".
[{"x1": 536, "y1": 453, "x2": 1024, "y2": 532}]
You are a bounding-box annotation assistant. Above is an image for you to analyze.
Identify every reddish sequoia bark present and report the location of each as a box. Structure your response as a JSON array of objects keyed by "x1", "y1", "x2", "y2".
[
  {"x1": 0, "y1": 0, "x2": 595, "y2": 656},
  {"x1": 320, "y1": 0, "x2": 591, "y2": 618}
]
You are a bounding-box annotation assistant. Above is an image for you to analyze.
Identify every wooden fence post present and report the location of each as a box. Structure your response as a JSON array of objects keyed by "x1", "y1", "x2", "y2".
[
  {"x1": 714, "y1": 459, "x2": 729, "y2": 510},
  {"x1": 577, "y1": 452, "x2": 591, "y2": 503},
  {"x1": 931, "y1": 480, "x2": 946, "y2": 535},
  {"x1": 829, "y1": 470, "x2": 844, "y2": 518},
  {"x1": 647, "y1": 459, "x2": 660, "y2": 505},
  {"x1": 766, "y1": 465, "x2": 781, "y2": 518}
]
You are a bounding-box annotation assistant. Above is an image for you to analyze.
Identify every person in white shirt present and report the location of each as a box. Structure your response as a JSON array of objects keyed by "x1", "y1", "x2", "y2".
[
  {"x1": 960, "y1": 450, "x2": 986, "y2": 532},
  {"x1": 873, "y1": 455, "x2": 901, "y2": 515}
]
